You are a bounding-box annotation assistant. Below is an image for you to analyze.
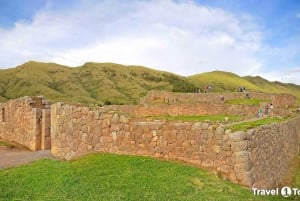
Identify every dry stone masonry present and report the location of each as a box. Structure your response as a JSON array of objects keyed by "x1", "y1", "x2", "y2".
[
  {"x1": 0, "y1": 91, "x2": 299, "y2": 189},
  {"x1": 140, "y1": 90, "x2": 296, "y2": 108},
  {"x1": 0, "y1": 96, "x2": 51, "y2": 150},
  {"x1": 106, "y1": 90, "x2": 294, "y2": 118}
]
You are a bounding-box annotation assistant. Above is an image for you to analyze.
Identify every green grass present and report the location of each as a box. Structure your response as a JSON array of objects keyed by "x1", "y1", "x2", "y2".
[
  {"x1": 0, "y1": 153, "x2": 288, "y2": 201},
  {"x1": 227, "y1": 117, "x2": 288, "y2": 131},
  {"x1": 150, "y1": 114, "x2": 242, "y2": 123},
  {"x1": 225, "y1": 98, "x2": 269, "y2": 106},
  {"x1": 0, "y1": 140, "x2": 15, "y2": 148}
]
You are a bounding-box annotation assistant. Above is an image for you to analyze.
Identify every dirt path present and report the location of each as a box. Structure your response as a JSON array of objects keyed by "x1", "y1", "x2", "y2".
[{"x1": 0, "y1": 144, "x2": 54, "y2": 170}]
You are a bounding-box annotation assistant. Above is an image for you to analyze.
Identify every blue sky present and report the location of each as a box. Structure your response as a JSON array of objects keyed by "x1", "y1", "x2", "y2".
[{"x1": 0, "y1": 0, "x2": 300, "y2": 84}]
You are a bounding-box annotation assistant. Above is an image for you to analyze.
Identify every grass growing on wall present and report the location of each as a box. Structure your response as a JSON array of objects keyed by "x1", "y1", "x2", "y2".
[
  {"x1": 0, "y1": 153, "x2": 287, "y2": 201},
  {"x1": 227, "y1": 117, "x2": 287, "y2": 131},
  {"x1": 225, "y1": 98, "x2": 269, "y2": 106},
  {"x1": 0, "y1": 140, "x2": 15, "y2": 148},
  {"x1": 150, "y1": 114, "x2": 242, "y2": 122}
]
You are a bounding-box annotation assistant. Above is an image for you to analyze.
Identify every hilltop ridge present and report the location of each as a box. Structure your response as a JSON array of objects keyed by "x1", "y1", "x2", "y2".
[{"x1": 0, "y1": 61, "x2": 299, "y2": 105}]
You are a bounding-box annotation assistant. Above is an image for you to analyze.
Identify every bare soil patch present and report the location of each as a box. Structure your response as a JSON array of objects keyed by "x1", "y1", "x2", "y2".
[{"x1": 0, "y1": 139, "x2": 54, "y2": 170}]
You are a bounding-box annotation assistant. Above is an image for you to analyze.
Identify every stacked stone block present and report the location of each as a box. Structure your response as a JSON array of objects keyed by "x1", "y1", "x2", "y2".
[
  {"x1": 0, "y1": 97, "x2": 51, "y2": 150},
  {"x1": 140, "y1": 90, "x2": 296, "y2": 109},
  {"x1": 51, "y1": 102, "x2": 300, "y2": 189}
]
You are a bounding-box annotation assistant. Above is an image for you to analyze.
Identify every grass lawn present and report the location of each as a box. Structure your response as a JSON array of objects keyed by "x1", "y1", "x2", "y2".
[
  {"x1": 227, "y1": 117, "x2": 288, "y2": 131},
  {"x1": 150, "y1": 114, "x2": 242, "y2": 123},
  {"x1": 0, "y1": 153, "x2": 288, "y2": 201}
]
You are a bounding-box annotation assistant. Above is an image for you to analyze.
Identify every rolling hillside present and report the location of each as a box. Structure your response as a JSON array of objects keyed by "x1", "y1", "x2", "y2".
[
  {"x1": 0, "y1": 61, "x2": 195, "y2": 105},
  {"x1": 0, "y1": 62, "x2": 300, "y2": 105},
  {"x1": 189, "y1": 71, "x2": 300, "y2": 103}
]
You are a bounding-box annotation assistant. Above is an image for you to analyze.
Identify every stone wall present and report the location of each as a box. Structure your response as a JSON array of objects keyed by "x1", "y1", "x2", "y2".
[
  {"x1": 1, "y1": 95, "x2": 299, "y2": 189},
  {"x1": 141, "y1": 91, "x2": 296, "y2": 108},
  {"x1": 50, "y1": 102, "x2": 300, "y2": 188},
  {"x1": 106, "y1": 103, "x2": 291, "y2": 119},
  {"x1": 51, "y1": 102, "x2": 236, "y2": 180},
  {"x1": 225, "y1": 116, "x2": 300, "y2": 188},
  {"x1": 104, "y1": 90, "x2": 295, "y2": 118},
  {"x1": 248, "y1": 116, "x2": 300, "y2": 188},
  {"x1": 0, "y1": 97, "x2": 51, "y2": 150},
  {"x1": 106, "y1": 103, "x2": 259, "y2": 117}
]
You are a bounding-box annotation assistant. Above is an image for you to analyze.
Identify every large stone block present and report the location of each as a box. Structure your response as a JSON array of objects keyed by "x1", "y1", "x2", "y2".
[
  {"x1": 232, "y1": 151, "x2": 249, "y2": 164},
  {"x1": 191, "y1": 122, "x2": 202, "y2": 130},
  {"x1": 236, "y1": 171, "x2": 254, "y2": 187},
  {"x1": 234, "y1": 161, "x2": 252, "y2": 173},
  {"x1": 111, "y1": 113, "x2": 120, "y2": 124},
  {"x1": 231, "y1": 141, "x2": 248, "y2": 152},
  {"x1": 215, "y1": 126, "x2": 224, "y2": 140},
  {"x1": 229, "y1": 131, "x2": 246, "y2": 142}
]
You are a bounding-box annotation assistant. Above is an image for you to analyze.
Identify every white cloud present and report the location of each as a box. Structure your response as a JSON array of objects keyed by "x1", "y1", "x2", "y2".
[
  {"x1": 0, "y1": 0, "x2": 264, "y2": 76},
  {"x1": 278, "y1": 67, "x2": 300, "y2": 84},
  {"x1": 297, "y1": 13, "x2": 300, "y2": 18}
]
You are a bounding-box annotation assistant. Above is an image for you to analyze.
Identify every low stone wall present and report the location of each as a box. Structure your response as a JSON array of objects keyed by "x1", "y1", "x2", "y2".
[
  {"x1": 106, "y1": 103, "x2": 291, "y2": 118},
  {"x1": 50, "y1": 102, "x2": 300, "y2": 188},
  {"x1": 141, "y1": 91, "x2": 296, "y2": 108},
  {"x1": 226, "y1": 116, "x2": 300, "y2": 188},
  {"x1": 51, "y1": 102, "x2": 236, "y2": 181},
  {"x1": 0, "y1": 97, "x2": 51, "y2": 150},
  {"x1": 248, "y1": 116, "x2": 300, "y2": 188},
  {"x1": 106, "y1": 103, "x2": 258, "y2": 117}
]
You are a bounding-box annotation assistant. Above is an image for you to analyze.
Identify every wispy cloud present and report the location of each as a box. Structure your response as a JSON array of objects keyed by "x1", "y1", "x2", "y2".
[
  {"x1": 0, "y1": 0, "x2": 263, "y2": 76},
  {"x1": 297, "y1": 13, "x2": 300, "y2": 18}
]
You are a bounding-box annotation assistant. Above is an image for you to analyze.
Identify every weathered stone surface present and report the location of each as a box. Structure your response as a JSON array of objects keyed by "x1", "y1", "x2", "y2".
[
  {"x1": 111, "y1": 113, "x2": 120, "y2": 124},
  {"x1": 232, "y1": 151, "x2": 249, "y2": 164},
  {"x1": 191, "y1": 122, "x2": 202, "y2": 130},
  {"x1": 215, "y1": 126, "x2": 224, "y2": 140},
  {"x1": 212, "y1": 145, "x2": 221, "y2": 154},
  {"x1": 0, "y1": 96, "x2": 51, "y2": 151},
  {"x1": 231, "y1": 141, "x2": 248, "y2": 152},
  {"x1": 229, "y1": 131, "x2": 246, "y2": 142},
  {"x1": 236, "y1": 171, "x2": 254, "y2": 187},
  {"x1": 234, "y1": 161, "x2": 251, "y2": 173}
]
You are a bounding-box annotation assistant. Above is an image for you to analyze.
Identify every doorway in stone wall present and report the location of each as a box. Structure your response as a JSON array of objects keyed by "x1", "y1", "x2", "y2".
[{"x1": 31, "y1": 97, "x2": 52, "y2": 150}]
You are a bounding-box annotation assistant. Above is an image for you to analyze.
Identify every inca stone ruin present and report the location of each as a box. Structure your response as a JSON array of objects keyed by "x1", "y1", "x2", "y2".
[{"x1": 1, "y1": 91, "x2": 300, "y2": 189}]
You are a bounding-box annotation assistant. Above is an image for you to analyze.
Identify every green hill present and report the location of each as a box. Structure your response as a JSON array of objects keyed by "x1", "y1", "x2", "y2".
[
  {"x1": 0, "y1": 61, "x2": 195, "y2": 105},
  {"x1": 189, "y1": 71, "x2": 300, "y2": 104},
  {"x1": 0, "y1": 62, "x2": 300, "y2": 105},
  {"x1": 188, "y1": 71, "x2": 261, "y2": 92}
]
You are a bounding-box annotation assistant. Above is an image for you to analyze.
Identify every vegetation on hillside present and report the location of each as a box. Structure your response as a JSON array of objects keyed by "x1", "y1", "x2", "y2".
[
  {"x1": 0, "y1": 62, "x2": 196, "y2": 105},
  {"x1": 0, "y1": 62, "x2": 300, "y2": 105},
  {"x1": 0, "y1": 153, "x2": 287, "y2": 201},
  {"x1": 189, "y1": 71, "x2": 300, "y2": 103},
  {"x1": 188, "y1": 71, "x2": 262, "y2": 92}
]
